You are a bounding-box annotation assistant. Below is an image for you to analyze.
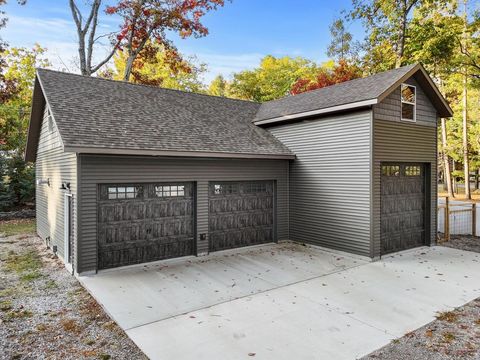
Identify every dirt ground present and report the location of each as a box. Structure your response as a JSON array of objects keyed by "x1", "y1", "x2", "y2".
[
  {"x1": 0, "y1": 231, "x2": 147, "y2": 360},
  {"x1": 363, "y1": 236, "x2": 480, "y2": 360}
]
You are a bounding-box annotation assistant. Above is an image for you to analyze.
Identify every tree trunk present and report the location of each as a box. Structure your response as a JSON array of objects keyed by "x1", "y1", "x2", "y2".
[
  {"x1": 123, "y1": 54, "x2": 135, "y2": 81},
  {"x1": 441, "y1": 117, "x2": 454, "y2": 197},
  {"x1": 396, "y1": 12, "x2": 407, "y2": 68}
]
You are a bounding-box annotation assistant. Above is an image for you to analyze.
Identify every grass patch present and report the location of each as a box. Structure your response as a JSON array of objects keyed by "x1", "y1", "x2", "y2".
[
  {"x1": 0, "y1": 287, "x2": 15, "y2": 297},
  {"x1": 20, "y1": 270, "x2": 43, "y2": 282},
  {"x1": 5, "y1": 249, "x2": 42, "y2": 274},
  {"x1": 0, "y1": 300, "x2": 12, "y2": 311},
  {"x1": 60, "y1": 318, "x2": 83, "y2": 334},
  {"x1": 436, "y1": 311, "x2": 459, "y2": 323},
  {"x1": 5, "y1": 309, "x2": 33, "y2": 321},
  {"x1": 0, "y1": 219, "x2": 35, "y2": 237},
  {"x1": 442, "y1": 331, "x2": 456, "y2": 343},
  {"x1": 43, "y1": 279, "x2": 58, "y2": 290}
]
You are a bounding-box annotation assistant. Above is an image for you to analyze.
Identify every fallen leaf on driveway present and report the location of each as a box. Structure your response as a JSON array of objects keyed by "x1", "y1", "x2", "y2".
[{"x1": 248, "y1": 353, "x2": 256, "y2": 357}]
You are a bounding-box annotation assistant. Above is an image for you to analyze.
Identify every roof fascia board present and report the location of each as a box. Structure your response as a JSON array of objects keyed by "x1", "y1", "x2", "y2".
[
  {"x1": 63, "y1": 146, "x2": 296, "y2": 160},
  {"x1": 24, "y1": 77, "x2": 44, "y2": 162},
  {"x1": 25, "y1": 72, "x2": 66, "y2": 162},
  {"x1": 376, "y1": 64, "x2": 453, "y2": 117},
  {"x1": 253, "y1": 98, "x2": 378, "y2": 125}
]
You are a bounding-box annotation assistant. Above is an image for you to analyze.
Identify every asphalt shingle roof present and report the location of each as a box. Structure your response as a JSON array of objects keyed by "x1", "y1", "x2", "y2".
[
  {"x1": 36, "y1": 69, "x2": 294, "y2": 158},
  {"x1": 254, "y1": 64, "x2": 418, "y2": 122}
]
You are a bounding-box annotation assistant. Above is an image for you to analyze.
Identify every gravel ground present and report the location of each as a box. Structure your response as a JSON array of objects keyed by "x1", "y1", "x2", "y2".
[
  {"x1": 440, "y1": 235, "x2": 480, "y2": 253},
  {"x1": 0, "y1": 233, "x2": 147, "y2": 360},
  {"x1": 363, "y1": 236, "x2": 480, "y2": 360}
]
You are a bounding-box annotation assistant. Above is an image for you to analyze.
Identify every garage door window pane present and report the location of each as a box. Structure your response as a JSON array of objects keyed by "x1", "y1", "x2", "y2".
[
  {"x1": 105, "y1": 185, "x2": 142, "y2": 200},
  {"x1": 382, "y1": 165, "x2": 400, "y2": 176},
  {"x1": 155, "y1": 185, "x2": 186, "y2": 198},
  {"x1": 405, "y1": 166, "x2": 421, "y2": 176}
]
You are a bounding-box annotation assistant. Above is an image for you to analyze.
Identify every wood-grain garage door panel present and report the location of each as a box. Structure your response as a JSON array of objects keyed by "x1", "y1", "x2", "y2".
[
  {"x1": 97, "y1": 183, "x2": 194, "y2": 269},
  {"x1": 381, "y1": 164, "x2": 425, "y2": 255},
  {"x1": 209, "y1": 181, "x2": 274, "y2": 252}
]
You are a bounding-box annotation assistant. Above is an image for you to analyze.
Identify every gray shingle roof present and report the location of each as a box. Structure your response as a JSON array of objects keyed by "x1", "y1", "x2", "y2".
[
  {"x1": 254, "y1": 64, "x2": 418, "y2": 122},
  {"x1": 35, "y1": 69, "x2": 294, "y2": 159}
]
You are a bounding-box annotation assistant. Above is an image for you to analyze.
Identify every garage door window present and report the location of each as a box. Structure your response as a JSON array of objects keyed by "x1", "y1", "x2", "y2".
[
  {"x1": 405, "y1": 165, "x2": 421, "y2": 176},
  {"x1": 382, "y1": 165, "x2": 400, "y2": 176},
  {"x1": 213, "y1": 183, "x2": 238, "y2": 195},
  {"x1": 107, "y1": 186, "x2": 142, "y2": 199},
  {"x1": 155, "y1": 185, "x2": 185, "y2": 197}
]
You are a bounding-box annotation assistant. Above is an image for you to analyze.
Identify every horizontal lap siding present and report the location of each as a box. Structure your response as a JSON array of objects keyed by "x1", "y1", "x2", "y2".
[
  {"x1": 376, "y1": 78, "x2": 437, "y2": 127},
  {"x1": 78, "y1": 156, "x2": 289, "y2": 273},
  {"x1": 373, "y1": 74, "x2": 438, "y2": 258},
  {"x1": 372, "y1": 120, "x2": 437, "y2": 257},
  {"x1": 268, "y1": 111, "x2": 372, "y2": 257},
  {"x1": 35, "y1": 106, "x2": 77, "y2": 266}
]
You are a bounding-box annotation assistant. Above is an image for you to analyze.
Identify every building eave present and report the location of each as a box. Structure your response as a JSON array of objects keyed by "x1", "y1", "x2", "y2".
[
  {"x1": 253, "y1": 99, "x2": 378, "y2": 126},
  {"x1": 64, "y1": 146, "x2": 296, "y2": 160}
]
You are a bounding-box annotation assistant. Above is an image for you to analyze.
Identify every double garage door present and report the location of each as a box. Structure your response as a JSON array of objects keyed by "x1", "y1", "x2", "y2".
[
  {"x1": 381, "y1": 163, "x2": 426, "y2": 255},
  {"x1": 97, "y1": 181, "x2": 274, "y2": 269}
]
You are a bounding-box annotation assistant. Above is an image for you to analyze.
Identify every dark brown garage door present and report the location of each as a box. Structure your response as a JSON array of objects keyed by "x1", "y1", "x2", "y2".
[
  {"x1": 381, "y1": 164, "x2": 425, "y2": 255},
  {"x1": 209, "y1": 181, "x2": 274, "y2": 252},
  {"x1": 97, "y1": 183, "x2": 194, "y2": 269}
]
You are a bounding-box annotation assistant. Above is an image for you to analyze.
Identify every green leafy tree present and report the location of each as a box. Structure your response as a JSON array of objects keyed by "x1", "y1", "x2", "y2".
[
  {"x1": 0, "y1": 44, "x2": 50, "y2": 210},
  {"x1": 228, "y1": 55, "x2": 320, "y2": 101},
  {"x1": 350, "y1": 0, "x2": 426, "y2": 70},
  {"x1": 112, "y1": 42, "x2": 206, "y2": 92},
  {"x1": 208, "y1": 75, "x2": 228, "y2": 97},
  {"x1": 327, "y1": 18, "x2": 355, "y2": 62}
]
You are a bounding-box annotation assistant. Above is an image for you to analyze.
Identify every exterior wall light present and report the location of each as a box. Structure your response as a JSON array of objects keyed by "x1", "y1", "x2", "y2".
[{"x1": 60, "y1": 182, "x2": 71, "y2": 190}]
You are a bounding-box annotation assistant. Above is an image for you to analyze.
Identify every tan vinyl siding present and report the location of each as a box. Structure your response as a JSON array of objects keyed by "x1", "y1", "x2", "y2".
[
  {"x1": 77, "y1": 155, "x2": 289, "y2": 273},
  {"x1": 35, "y1": 106, "x2": 77, "y2": 266},
  {"x1": 268, "y1": 110, "x2": 372, "y2": 257},
  {"x1": 374, "y1": 77, "x2": 437, "y2": 127}
]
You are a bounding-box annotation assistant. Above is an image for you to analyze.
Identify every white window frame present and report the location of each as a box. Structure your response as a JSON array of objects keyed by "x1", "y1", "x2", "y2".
[{"x1": 401, "y1": 83, "x2": 416, "y2": 122}]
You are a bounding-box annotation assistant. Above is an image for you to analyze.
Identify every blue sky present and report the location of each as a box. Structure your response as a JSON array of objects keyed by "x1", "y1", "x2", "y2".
[{"x1": 2, "y1": 0, "x2": 364, "y2": 83}]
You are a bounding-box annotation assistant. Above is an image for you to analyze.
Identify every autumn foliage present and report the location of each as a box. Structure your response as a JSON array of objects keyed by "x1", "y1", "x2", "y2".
[
  {"x1": 105, "y1": 0, "x2": 224, "y2": 80},
  {"x1": 290, "y1": 60, "x2": 362, "y2": 95}
]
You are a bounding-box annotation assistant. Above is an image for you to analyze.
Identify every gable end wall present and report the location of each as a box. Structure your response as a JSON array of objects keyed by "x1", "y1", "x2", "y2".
[
  {"x1": 372, "y1": 76, "x2": 438, "y2": 257},
  {"x1": 35, "y1": 105, "x2": 77, "y2": 268}
]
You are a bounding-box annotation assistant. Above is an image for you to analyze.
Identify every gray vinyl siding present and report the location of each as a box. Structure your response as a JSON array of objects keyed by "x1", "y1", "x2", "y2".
[
  {"x1": 268, "y1": 110, "x2": 372, "y2": 257},
  {"x1": 35, "y1": 105, "x2": 77, "y2": 265},
  {"x1": 372, "y1": 117, "x2": 438, "y2": 258},
  {"x1": 374, "y1": 77, "x2": 437, "y2": 127},
  {"x1": 77, "y1": 155, "x2": 289, "y2": 273}
]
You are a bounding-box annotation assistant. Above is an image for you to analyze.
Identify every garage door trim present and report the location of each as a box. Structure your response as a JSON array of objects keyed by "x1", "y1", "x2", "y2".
[
  {"x1": 380, "y1": 162, "x2": 430, "y2": 255},
  {"x1": 96, "y1": 181, "x2": 197, "y2": 270},
  {"x1": 208, "y1": 180, "x2": 277, "y2": 252}
]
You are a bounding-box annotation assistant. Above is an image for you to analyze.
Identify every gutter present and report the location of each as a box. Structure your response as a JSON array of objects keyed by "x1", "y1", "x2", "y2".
[{"x1": 63, "y1": 146, "x2": 296, "y2": 160}]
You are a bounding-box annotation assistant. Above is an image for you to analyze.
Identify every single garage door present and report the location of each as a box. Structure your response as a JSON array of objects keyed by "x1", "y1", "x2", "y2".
[
  {"x1": 97, "y1": 183, "x2": 194, "y2": 269},
  {"x1": 209, "y1": 181, "x2": 274, "y2": 252},
  {"x1": 381, "y1": 163, "x2": 426, "y2": 255}
]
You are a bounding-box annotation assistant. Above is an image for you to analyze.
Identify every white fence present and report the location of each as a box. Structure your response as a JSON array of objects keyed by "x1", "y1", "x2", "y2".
[{"x1": 438, "y1": 198, "x2": 478, "y2": 239}]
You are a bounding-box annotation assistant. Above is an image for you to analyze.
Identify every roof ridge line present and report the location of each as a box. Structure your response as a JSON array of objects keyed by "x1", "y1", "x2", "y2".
[
  {"x1": 262, "y1": 63, "x2": 419, "y2": 105},
  {"x1": 36, "y1": 68, "x2": 261, "y2": 105}
]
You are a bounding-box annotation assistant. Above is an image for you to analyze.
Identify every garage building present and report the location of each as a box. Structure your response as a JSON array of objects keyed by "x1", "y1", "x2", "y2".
[{"x1": 25, "y1": 63, "x2": 452, "y2": 274}]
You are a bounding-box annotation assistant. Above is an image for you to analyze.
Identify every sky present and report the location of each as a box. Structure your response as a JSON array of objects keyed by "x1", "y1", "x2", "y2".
[{"x1": 1, "y1": 0, "x2": 365, "y2": 83}]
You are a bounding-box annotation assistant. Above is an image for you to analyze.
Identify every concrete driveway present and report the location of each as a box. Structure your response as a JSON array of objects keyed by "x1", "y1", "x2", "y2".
[{"x1": 79, "y1": 243, "x2": 480, "y2": 360}]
